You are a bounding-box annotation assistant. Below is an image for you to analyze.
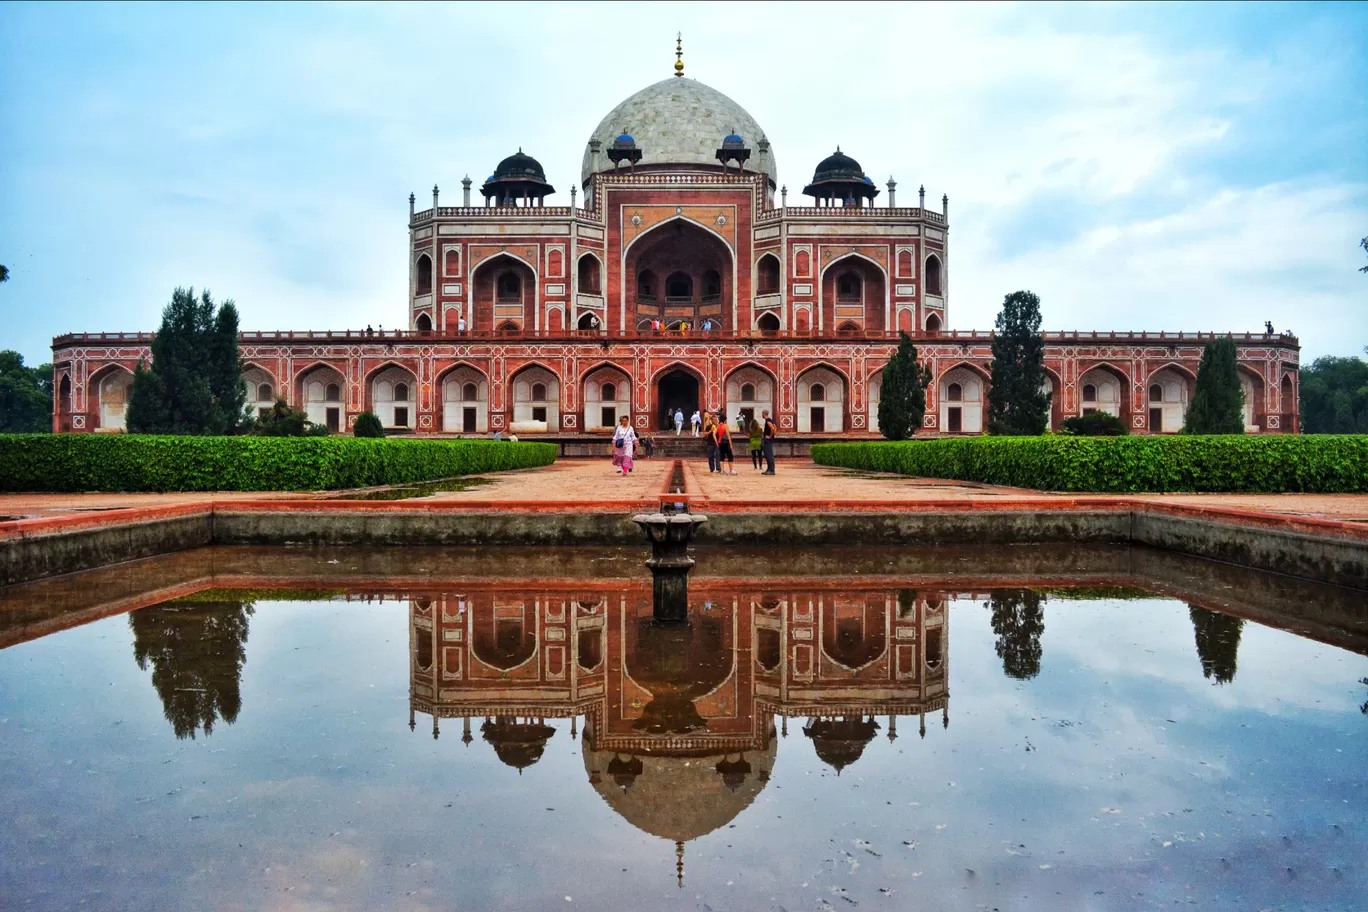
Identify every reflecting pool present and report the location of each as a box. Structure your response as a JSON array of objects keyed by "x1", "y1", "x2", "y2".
[{"x1": 1, "y1": 545, "x2": 1365, "y2": 910}]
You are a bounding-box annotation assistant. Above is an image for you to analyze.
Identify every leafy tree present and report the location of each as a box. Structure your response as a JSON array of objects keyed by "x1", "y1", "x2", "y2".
[
  {"x1": 1183, "y1": 338, "x2": 1244, "y2": 434},
  {"x1": 0, "y1": 264, "x2": 9, "y2": 282},
  {"x1": 987, "y1": 589, "x2": 1045, "y2": 680},
  {"x1": 130, "y1": 599, "x2": 254, "y2": 739},
  {"x1": 0, "y1": 351, "x2": 53, "y2": 433},
  {"x1": 253, "y1": 398, "x2": 316, "y2": 436},
  {"x1": 877, "y1": 331, "x2": 932, "y2": 440},
  {"x1": 127, "y1": 287, "x2": 247, "y2": 435},
  {"x1": 986, "y1": 291, "x2": 1050, "y2": 435},
  {"x1": 1059, "y1": 411, "x2": 1128, "y2": 436},
  {"x1": 353, "y1": 411, "x2": 385, "y2": 438},
  {"x1": 1299, "y1": 355, "x2": 1368, "y2": 434},
  {"x1": 1189, "y1": 605, "x2": 1243, "y2": 685}
]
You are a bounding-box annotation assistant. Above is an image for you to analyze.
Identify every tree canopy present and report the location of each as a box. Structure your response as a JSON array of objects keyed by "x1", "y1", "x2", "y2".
[
  {"x1": 130, "y1": 599, "x2": 254, "y2": 739},
  {"x1": 127, "y1": 287, "x2": 248, "y2": 435},
  {"x1": 0, "y1": 350, "x2": 53, "y2": 433},
  {"x1": 1299, "y1": 354, "x2": 1368, "y2": 434},
  {"x1": 1183, "y1": 338, "x2": 1244, "y2": 434},
  {"x1": 1189, "y1": 605, "x2": 1243, "y2": 685},
  {"x1": 876, "y1": 331, "x2": 932, "y2": 440},
  {"x1": 986, "y1": 291, "x2": 1050, "y2": 435},
  {"x1": 988, "y1": 589, "x2": 1045, "y2": 680}
]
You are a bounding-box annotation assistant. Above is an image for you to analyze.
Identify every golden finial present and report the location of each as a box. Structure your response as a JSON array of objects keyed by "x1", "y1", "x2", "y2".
[{"x1": 674, "y1": 33, "x2": 684, "y2": 77}]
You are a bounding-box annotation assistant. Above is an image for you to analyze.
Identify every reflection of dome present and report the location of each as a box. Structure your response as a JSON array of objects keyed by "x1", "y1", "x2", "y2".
[
  {"x1": 583, "y1": 729, "x2": 777, "y2": 843},
  {"x1": 482, "y1": 717, "x2": 556, "y2": 771},
  {"x1": 582, "y1": 78, "x2": 776, "y2": 187},
  {"x1": 804, "y1": 716, "x2": 880, "y2": 773}
]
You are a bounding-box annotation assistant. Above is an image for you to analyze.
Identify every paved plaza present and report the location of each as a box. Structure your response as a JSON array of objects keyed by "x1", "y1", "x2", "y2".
[{"x1": 3, "y1": 457, "x2": 1367, "y2": 523}]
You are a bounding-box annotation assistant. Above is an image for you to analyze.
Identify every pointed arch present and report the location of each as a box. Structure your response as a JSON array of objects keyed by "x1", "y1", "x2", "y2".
[
  {"x1": 508, "y1": 361, "x2": 561, "y2": 431},
  {"x1": 937, "y1": 362, "x2": 989, "y2": 434},
  {"x1": 725, "y1": 362, "x2": 778, "y2": 427},
  {"x1": 818, "y1": 252, "x2": 888, "y2": 335},
  {"x1": 755, "y1": 252, "x2": 781, "y2": 295},
  {"x1": 294, "y1": 361, "x2": 347, "y2": 432},
  {"x1": 438, "y1": 362, "x2": 489, "y2": 433},
  {"x1": 1077, "y1": 362, "x2": 1130, "y2": 419},
  {"x1": 576, "y1": 251, "x2": 603, "y2": 295},
  {"x1": 471, "y1": 252, "x2": 538, "y2": 334},
  {"x1": 88, "y1": 363, "x2": 135, "y2": 432},
  {"x1": 796, "y1": 363, "x2": 848, "y2": 433},
  {"x1": 582, "y1": 362, "x2": 632, "y2": 430}
]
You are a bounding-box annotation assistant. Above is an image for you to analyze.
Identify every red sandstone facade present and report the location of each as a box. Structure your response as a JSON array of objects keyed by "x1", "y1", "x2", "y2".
[{"x1": 50, "y1": 73, "x2": 1301, "y2": 438}]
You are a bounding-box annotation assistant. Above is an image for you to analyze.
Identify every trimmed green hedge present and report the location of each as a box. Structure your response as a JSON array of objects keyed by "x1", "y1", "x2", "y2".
[
  {"x1": 0, "y1": 435, "x2": 557, "y2": 493},
  {"x1": 810, "y1": 435, "x2": 1368, "y2": 494}
]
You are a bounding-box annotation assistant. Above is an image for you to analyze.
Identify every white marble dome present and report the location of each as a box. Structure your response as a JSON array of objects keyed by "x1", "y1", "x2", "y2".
[{"x1": 581, "y1": 77, "x2": 777, "y2": 189}]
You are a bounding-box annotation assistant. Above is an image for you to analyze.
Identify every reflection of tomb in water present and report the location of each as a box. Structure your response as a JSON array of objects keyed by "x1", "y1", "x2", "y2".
[{"x1": 408, "y1": 583, "x2": 951, "y2": 882}]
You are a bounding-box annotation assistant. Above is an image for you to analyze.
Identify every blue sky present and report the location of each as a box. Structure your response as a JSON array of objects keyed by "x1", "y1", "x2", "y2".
[{"x1": 1, "y1": 1, "x2": 1365, "y2": 367}]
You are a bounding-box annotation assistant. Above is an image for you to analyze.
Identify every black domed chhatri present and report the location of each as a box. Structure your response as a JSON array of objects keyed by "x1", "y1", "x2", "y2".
[
  {"x1": 481, "y1": 147, "x2": 555, "y2": 207},
  {"x1": 803, "y1": 146, "x2": 879, "y2": 207}
]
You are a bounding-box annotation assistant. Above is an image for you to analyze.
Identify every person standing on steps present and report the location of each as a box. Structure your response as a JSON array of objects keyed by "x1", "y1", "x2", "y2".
[
  {"x1": 690, "y1": 409, "x2": 701, "y2": 436},
  {"x1": 747, "y1": 417, "x2": 764, "y2": 471},
  {"x1": 673, "y1": 408, "x2": 684, "y2": 435},
  {"x1": 612, "y1": 415, "x2": 637, "y2": 476},
  {"x1": 714, "y1": 413, "x2": 738, "y2": 475},
  {"x1": 761, "y1": 409, "x2": 777, "y2": 475}
]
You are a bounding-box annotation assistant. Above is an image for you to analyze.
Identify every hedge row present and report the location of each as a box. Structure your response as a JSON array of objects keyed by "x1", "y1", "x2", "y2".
[
  {"x1": 810, "y1": 435, "x2": 1368, "y2": 494},
  {"x1": 0, "y1": 435, "x2": 558, "y2": 493}
]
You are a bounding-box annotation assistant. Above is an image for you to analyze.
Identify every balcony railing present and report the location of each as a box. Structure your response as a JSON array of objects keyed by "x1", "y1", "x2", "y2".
[{"x1": 51, "y1": 328, "x2": 1303, "y2": 347}]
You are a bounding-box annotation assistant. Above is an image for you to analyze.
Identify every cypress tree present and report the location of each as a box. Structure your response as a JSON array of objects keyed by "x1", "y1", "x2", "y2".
[
  {"x1": 986, "y1": 290, "x2": 1050, "y2": 435},
  {"x1": 127, "y1": 287, "x2": 244, "y2": 434},
  {"x1": 1188, "y1": 605, "x2": 1243, "y2": 685},
  {"x1": 877, "y1": 331, "x2": 932, "y2": 440},
  {"x1": 1184, "y1": 338, "x2": 1245, "y2": 434},
  {"x1": 987, "y1": 589, "x2": 1045, "y2": 680}
]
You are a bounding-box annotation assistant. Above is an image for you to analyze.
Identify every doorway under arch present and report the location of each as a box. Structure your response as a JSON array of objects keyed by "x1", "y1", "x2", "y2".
[{"x1": 656, "y1": 369, "x2": 700, "y2": 431}]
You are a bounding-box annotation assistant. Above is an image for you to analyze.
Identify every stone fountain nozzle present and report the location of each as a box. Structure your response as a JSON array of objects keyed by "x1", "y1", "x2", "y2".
[{"x1": 632, "y1": 512, "x2": 708, "y2": 626}]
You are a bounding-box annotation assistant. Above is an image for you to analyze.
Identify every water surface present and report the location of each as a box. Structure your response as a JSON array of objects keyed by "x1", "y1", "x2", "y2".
[{"x1": 1, "y1": 545, "x2": 1365, "y2": 910}]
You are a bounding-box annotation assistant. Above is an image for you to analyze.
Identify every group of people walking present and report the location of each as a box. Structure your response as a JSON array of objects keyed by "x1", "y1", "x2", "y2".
[{"x1": 610, "y1": 410, "x2": 777, "y2": 477}]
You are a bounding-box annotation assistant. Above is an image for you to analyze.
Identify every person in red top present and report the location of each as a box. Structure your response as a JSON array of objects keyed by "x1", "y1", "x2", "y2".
[{"x1": 713, "y1": 412, "x2": 737, "y2": 475}]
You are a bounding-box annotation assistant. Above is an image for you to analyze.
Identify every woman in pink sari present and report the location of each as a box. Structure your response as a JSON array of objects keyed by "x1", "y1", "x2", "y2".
[{"x1": 611, "y1": 415, "x2": 638, "y2": 475}]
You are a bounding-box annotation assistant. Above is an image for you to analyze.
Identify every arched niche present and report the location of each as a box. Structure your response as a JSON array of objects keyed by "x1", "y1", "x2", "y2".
[
  {"x1": 471, "y1": 253, "x2": 536, "y2": 333},
  {"x1": 821, "y1": 255, "x2": 886, "y2": 334},
  {"x1": 370, "y1": 365, "x2": 418, "y2": 429},
  {"x1": 510, "y1": 364, "x2": 559, "y2": 432},
  {"x1": 92, "y1": 366, "x2": 134, "y2": 432},
  {"x1": 583, "y1": 364, "x2": 632, "y2": 430},
  {"x1": 441, "y1": 366, "x2": 488, "y2": 433},
  {"x1": 1147, "y1": 367, "x2": 1192, "y2": 433},
  {"x1": 725, "y1": 365, "x2": 775, "y2": 429},
  {"x1": 939, "y1": 366, "x2": 985, "y2": 434},
  {"x1": 756, "y1": 254, "x2": 781, "y2": 296},
  {"x1": 297, "y1": 364, "x2": 346, "y2": 432},
  {"x1": 577, "y1": 253, "x2": 602, "y2": 295},
  {"x1": 797, "y1": 366, "x2": 845, "y2": 433},
  {"x1": 243, "y1": 365, "x2": 276, "y2": 419},
  {"x1": 1078, "y1": 366, "x2": 1125, "y2": 418},
  {"x1": 625, "y1": 218, "x2": 733, "y2": 332}
]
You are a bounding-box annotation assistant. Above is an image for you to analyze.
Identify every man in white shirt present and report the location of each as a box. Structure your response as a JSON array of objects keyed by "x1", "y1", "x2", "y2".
[
  {"x1": 690, "y1": 410, "x2": 701, "y2": 436},
  {"x1": 457, "y1": 316, "x2": 467, "y2": 334},
  {"x1": 673, "y1": 408, "x2": 684, "y2": 435}
]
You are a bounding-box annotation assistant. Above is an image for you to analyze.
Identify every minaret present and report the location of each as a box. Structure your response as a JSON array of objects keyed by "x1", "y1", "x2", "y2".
[
  {"x1": 675, "y1": 841, "x2": 685, "y2": 887},
  {"x1": 462, "y1": 175, "x2": 472, "y2": 207},
  {"x1": 674, "y1": 33, "x2": 684, "y2": 77},
  {"x1": 887, "y1": 177, "x2": 897, "y2": 208},
  {"x1": 919, "y1": 184, "x2": 926, "y2": 210},
  {"x1": 943, "y1": 193, "x2": 949, "y2": 219},
  {"x1": 408, "y1": 192, "x2": 415, "y2": 221},
  {"x1": 433, "y1": 184, "x2": 439, "y2": 209},
  {"x1": 780, "y1": 185, "x2": 787, "y2": 208}
]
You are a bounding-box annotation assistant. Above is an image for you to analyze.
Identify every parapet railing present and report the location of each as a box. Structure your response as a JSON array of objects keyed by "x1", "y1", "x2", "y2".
[
  {"x1": 754, "y1": 206, "x2": 947, "y2": 224},
  {"x1": 51, "y1": 329, "x2": 1303, "y2": 347},
  {"x1": 411, "y1": 206, "x2": 599, "y2": 225}
]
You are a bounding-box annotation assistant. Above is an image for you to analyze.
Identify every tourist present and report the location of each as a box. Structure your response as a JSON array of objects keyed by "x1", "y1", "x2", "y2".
[
  {"x1": 457, "y1": 316, "x2": 467, "y2": 334},
  {"x1": 673, "y1": 408, "x2": 684, "y2": 435},
  {"x1": 747, "y1": 417, "x2": 764, "y2": 471},
  {"x1": 690, "y1": 409, "x2": 701, "y2": 436},
  {"x1": 703, "y1": 413, "x2": 719, "y2": 473},
  {"x1": 714, "y1": 413, "x2": 738, "y2": 475},
  {"x1": 590, "y1": 313, "x2": 601, "y2": 331},
  {"x1": 612, "y1": 415, "x2": 637, "y2": 475},
  {"x1": 761, "y1": 409, "x2": 777, "y2": 475}
]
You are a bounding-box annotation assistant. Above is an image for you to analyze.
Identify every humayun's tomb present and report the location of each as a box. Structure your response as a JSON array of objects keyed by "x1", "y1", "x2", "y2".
[{"x1": 50, "y1": 47, "x2": 1301, "y2": 438}]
